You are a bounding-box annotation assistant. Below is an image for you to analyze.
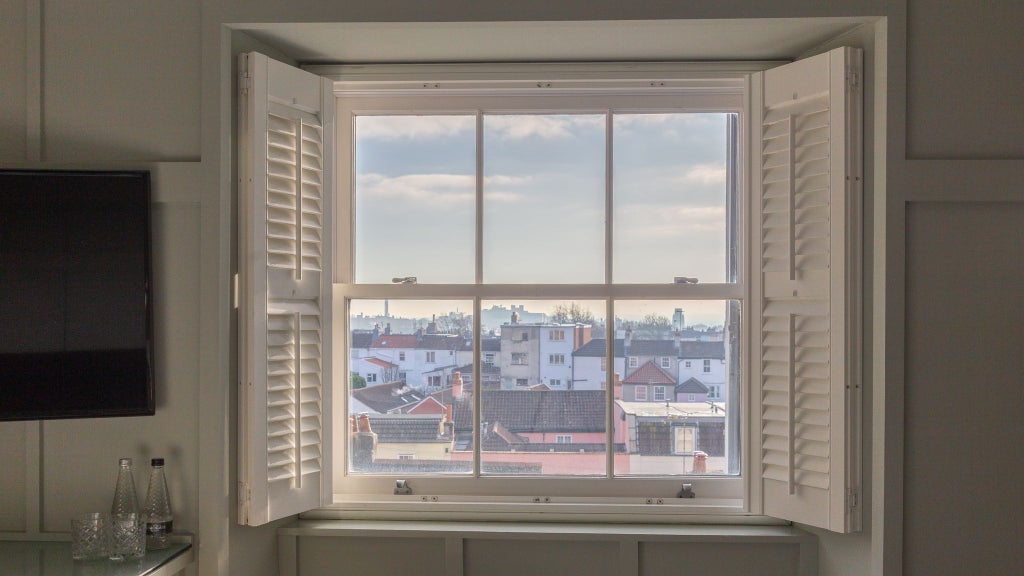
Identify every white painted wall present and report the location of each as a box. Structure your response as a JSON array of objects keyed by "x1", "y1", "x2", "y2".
[{"x1": 1, "y1": 1, "x2": 1021, "y2": 576}]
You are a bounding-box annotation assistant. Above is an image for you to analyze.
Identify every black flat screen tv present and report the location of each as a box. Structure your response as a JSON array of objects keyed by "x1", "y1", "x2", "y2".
[{"x1": 0, "y1": 170, "x2": 155, "y2": 420}]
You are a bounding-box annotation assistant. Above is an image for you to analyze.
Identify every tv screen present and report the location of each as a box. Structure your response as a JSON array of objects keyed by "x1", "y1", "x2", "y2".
[{"x1": 0, "y1": 170, "x2": 154, "y2": 420}]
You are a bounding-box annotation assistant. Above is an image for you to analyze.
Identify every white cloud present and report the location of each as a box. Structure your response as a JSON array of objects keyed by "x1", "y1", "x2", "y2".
[
  {"x1": 357, "y1": 173, "x2": 530, "y2": 206},
  {"x1": 357, "y1": 115, "x2": 474, "y2": 141},
  {"x1": 358, "y1": 173, "x2": 473, "y2": 205},
  {"x1": 486, "y1": 115, "x2": 604, "y2": 141},
  {"x1": 614, "y1": 113, "x2": 714, "y2": 128},
  {"x1": 681, "y1": 163, "x2": 727, "y2": 186},
  {"x1": 618, "y1": 204, "x2": 726, "y2": 237}
]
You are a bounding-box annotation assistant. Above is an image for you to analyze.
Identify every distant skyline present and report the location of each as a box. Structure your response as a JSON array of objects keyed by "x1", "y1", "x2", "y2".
[{"x1": 349, "y1": 299, "x2": 730, "y2": 330}]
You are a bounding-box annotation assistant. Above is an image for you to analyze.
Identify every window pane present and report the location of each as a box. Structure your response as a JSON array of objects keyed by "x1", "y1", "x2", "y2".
[
  {"x1": 481, "y1": 300, "x2": 608, "y2": 476},
  {"x1": 612, "y1": 300, "x2": 739, "y2": 476},
  {"x1": 348, "y1": 299, "x2": 474, "y2": 475},
  {"x1": 483, "y1": 115, "x2": 605, "y2": 284},
  {"x1": 613, "y1": 113, "x2": 734, "y2": 284},
  {"x1": 355, "y1": 115, "x2": 475, "y2": 283}
]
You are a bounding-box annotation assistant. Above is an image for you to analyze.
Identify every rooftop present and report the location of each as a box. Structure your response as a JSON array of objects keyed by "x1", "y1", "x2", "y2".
[
  {"x1": 617, "y1": 401, "x2": 726, "y2": 419},
  {"x1": 676, "y1": 377, "x2": 710, "y2": 394},
  {"x1": 351, "y1": 381, "x2": 427, "y2": 414},
  {"x1": 453, "y1": 390, "x2": 606, "y2": 433},
  {"x1": 622, "y1": 360, "x2": 676, "y2": 385},
  {"x1": 365, "y1": 414, "x2": 450, "y2": 443}
]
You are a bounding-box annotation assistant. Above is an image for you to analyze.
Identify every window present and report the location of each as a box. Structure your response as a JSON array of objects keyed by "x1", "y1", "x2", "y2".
[
  {"x1": 555, "y1": 435, "x2": 573, "y2": 444},
  {"x1": 484, "y1": 352, "x2": 495, "y2": 364},
  {"x1": 685, "y1": 361, "x2": 691, "y2": 368},
  {"x1": 660, "y1": 357, "x2": 671, "y2": 369},
  {"x1": 672, "y1": 426, "x2": 696, "y2": 455},
  {"x1": 703, "y1": 359, "x2": 711, "y2": 373},
  {"x1": 366, "y1": 373, "x2": 377, "y2": 383},
  {"x1": 340, "y1": 81, "x2": 744, "y2": 494},
  {"x1": 600, "y1": 357, "x2": 607, "y2": 371},
  {"x1": 708, "y1": 385, "x2": 719, "y2": 399},
  {"x1": 397, "y1": 454, "x2": 415, "y2": 461},
  {"x1": 398, "y1": 351, "x2": 405, "y2": 361},
  {"x1": 550, "y1": 379, "x2": 561, "y2": 387},
  {"x1": 688, "y1": 393, "x2": 695, "y2": 402},
  {"x1": 634, "y1": 386, "x2": 648, "y2": 401},
  {"x1": 426, "y1": 351, "x2": 436, "y2": 363},
  {"x1": 239, "y1": 48, "x2": 863, "y2": 532}
]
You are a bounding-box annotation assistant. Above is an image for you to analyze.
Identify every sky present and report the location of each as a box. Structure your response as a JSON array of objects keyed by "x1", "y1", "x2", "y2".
[{"x1": 351, "y1": 111, "x2": 733, "y2": 326}]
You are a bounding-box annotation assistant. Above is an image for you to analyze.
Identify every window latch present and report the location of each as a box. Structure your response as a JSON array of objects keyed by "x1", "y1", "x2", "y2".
[
  {"x1": 392, "y1": 276, "x2": 417, "y2": 285},
  {"x1": 394, "y1": 479, "x2": 413, "y2": 495},
  {"x1": 673, "y1": 276, "x2": 699, "y2": 284},
  {"x1": 677, "y1": 483, "x2": 696, "y2": 498}
]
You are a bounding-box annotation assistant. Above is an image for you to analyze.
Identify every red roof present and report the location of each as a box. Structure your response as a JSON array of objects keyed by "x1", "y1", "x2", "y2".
[
  {"x1": 371, "y1": 335, "x2": 419, "y2": 349},
  {"x1": 622, "y1": 360, "x2": 675, "y2": 385},
  {"x1": 364, "y1": 357, "x2": 398, "y2": 369}
]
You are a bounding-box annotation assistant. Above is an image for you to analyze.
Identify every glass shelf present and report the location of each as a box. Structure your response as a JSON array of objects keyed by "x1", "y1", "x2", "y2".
[{"x1": 0, "y1": 540, "x2": 192, "y2": 576}]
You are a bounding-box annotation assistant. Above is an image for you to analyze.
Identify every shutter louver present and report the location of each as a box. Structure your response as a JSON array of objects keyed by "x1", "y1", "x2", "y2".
[
  {"x1": 753, "y1": 47, "x2": 862, "y2": 533},
  {"x1": 239, "y1": 52, "x2": 333, "y2": 526}
]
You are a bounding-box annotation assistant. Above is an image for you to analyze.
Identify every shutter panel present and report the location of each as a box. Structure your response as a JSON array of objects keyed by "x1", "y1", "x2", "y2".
[
  {"x1": 752, "y1": 46, "x2": 862, "y2": 533},
  {"x1": 239, "y1": 52, "x2": 334, "y2": 526}
]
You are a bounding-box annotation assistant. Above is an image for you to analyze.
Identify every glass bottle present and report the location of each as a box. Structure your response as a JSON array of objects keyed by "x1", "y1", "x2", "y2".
[
  {"x1": 111, "y1": 458, "x2": 139, "y2": 516},
  {"x1": 143, "y1": 458, "x2": 173, "y2": 550}
]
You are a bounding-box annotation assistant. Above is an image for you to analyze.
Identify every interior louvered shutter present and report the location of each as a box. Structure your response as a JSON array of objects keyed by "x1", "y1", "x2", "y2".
[
  {"x1": 238, "y1": 52, "x2": 333, "y2": 526},
  {"x1": 752, "y1": 46, "x2": 862, "y2": 533}
]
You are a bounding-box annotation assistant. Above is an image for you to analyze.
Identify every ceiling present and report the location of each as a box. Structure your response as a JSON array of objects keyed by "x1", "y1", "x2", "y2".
[{"x1": 237, "y1": 18, "x2": 874, "y2": 64}]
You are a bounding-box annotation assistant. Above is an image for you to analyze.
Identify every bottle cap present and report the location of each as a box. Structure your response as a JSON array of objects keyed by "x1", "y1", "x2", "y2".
[
  {"x1": 119, "y1": 458, "x2": 132, "y2": 466},
  {"x1": 152, "y1": 458, "x2": 164, "y2": 466}
]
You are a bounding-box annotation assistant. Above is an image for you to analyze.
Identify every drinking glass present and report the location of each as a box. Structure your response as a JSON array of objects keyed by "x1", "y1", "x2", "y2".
[
  {"x1": 71, "y1": 512, "x2": 109, "y2": 561},
  {"x1": 108, "y1": 513, "x2": 146, "y2": 560}
]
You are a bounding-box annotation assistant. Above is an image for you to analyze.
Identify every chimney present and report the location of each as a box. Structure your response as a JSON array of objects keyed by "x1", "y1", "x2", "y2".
[
  {"x1": 385, "y1": 322, "x2": 391, "y2": 335},
  {"x1": 692, "y1": 451, "x2": 708, "y2": 474},
  {"x1": 350, "y1": 414, "x2": 377, "y2": 470},
  {"x1": 452, "y1": 371, "x2": 464, "y2": 400},
  {"x1": 674, "y1": 330, "x2": 681, "y2": 353},
  {"x1": 614, "y1": 372, "x2": 622, "y2": 400},
  {"x1": 372, "y1": 323, "x2": 380, "y2": 341},
  {"x1": 511, "y1": 310, "x2": 519, "y2": 325},
  {"x1": 625, "y1": 327, "x2": 633, "y2": 350},
  {"x1": 427, "y1": 314, "x2": 437, "y2": 334}
]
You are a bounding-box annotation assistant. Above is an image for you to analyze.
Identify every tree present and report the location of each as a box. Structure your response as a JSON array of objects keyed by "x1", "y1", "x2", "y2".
[
  {"x1": 550, "y1": 303, "x2": 596, "y2": 325},
  {"x1": 350, "y1": 372, "x2": 367, "y2": 390},
  {"x1": 633, "y1": 313, "x2": 672, "y2": 338}
]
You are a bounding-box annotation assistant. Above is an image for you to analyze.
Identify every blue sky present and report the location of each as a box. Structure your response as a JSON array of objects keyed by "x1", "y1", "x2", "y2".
[{"x1": 351, "y1": 112, "x2": 732, "y2": 326}]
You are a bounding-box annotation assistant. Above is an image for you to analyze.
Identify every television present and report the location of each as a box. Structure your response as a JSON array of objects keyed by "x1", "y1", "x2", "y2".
[{"x1": 0, "y1": 170, "x2": 154, "y2": 421}]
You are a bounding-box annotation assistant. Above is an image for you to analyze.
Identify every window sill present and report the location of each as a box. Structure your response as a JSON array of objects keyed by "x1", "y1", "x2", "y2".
[
  {"x1": 304, "y1": 496, "x2": 775, "y2": 525},
  {"x1": 281, "y1": 518, "x2": 802, "y2": 542}
]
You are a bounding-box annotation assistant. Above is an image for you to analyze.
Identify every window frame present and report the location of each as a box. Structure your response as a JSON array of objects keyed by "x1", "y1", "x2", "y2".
[
  {"x1": 635, "y1": 385, "x2": 648, "y2": 401},
  {"x1": 238, "y1": 47, "x2": 864, "y2": 532},
  {"x1": 331, "y1": 69, "x2": 749, "y2": 512}
]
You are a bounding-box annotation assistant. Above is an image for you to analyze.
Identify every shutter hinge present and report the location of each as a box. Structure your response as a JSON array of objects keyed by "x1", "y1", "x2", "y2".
[
  {"x1": 240, "y1": 56, "x2": 252, "y2": 96},
  {"x1": 846, "y1": 487, "x2": 859, "y2": 511},
  {"x1": 238, "y1": 481, "x2": 251, "y2": 522},
  {"x1": 846, "y1": 67, "x2": 859, "y2": 93}
]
